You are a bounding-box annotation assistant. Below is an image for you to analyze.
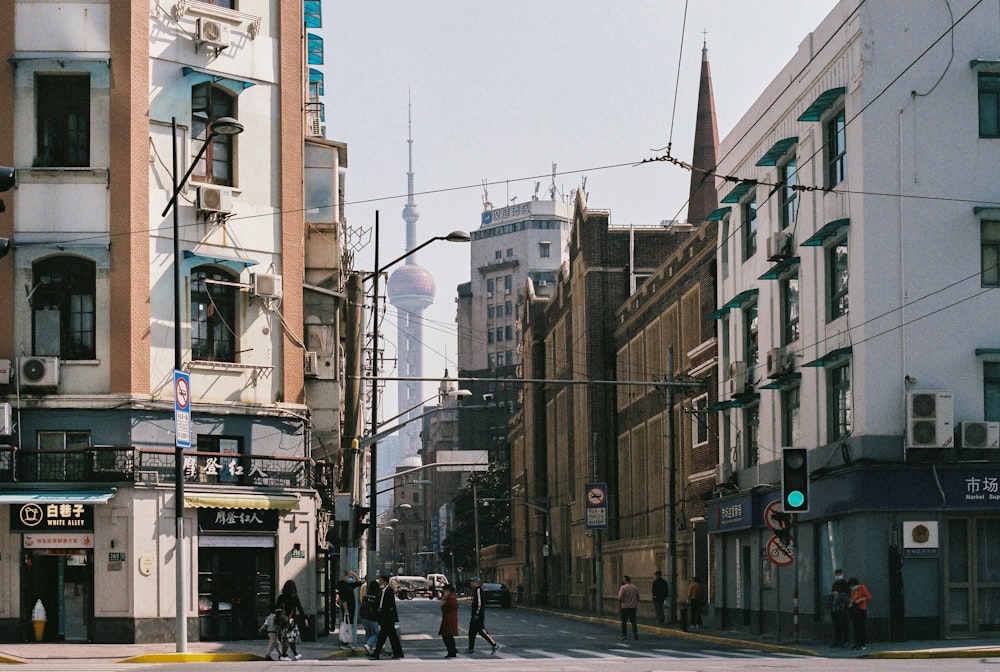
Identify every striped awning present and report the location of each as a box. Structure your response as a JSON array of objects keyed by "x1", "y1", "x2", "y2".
[
  {"x1": 0, "y1": 489, "x2": 117, "y2": 504},
  {"x1": 184, "y1": 493, "x2": 299, "y2": 510}
]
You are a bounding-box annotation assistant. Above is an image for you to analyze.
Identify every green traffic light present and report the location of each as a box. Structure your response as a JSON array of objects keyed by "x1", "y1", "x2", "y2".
[{"x1": 787, "y1": 490, "x2": 805, "y2": 508}]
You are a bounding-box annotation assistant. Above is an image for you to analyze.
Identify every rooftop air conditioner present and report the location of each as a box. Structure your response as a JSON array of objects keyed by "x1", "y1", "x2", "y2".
[
  {"x1": 198, "y1": 18, "x2": 231, "y2": 49},
  {"x1": 251, "y1": 272, "x2": 282, "y2": 299},
  {"x1": 906, "y1": 390, "x2": 954, "y2": 448},
  {"x1": 198, "y1": 185, "x2": 233, "y2": 214},
  {"x1": 766, "y1": 347, "x2": 793, "y2": 378},
  {"x1": 19, "y1": 356, "x2": 59, "y2": 388},
  {"x1": 767, "y1": 231, "x2": 793, "y2": 261},
  {"x1": 960, "y1": 421, "x2": 1000, "y2": 449},
  {"x1": 728, "y1": 360, "x2": 748, "y2": 397}
]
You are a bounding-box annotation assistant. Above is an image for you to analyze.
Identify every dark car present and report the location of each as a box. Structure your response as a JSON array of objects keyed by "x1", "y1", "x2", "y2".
[{"x1": 481, "y1": 582, "x2": 512, "y2": 608}]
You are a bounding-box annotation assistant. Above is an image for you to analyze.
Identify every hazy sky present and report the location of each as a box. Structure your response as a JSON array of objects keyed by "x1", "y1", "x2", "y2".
[{"x1": 327, "y1": 0, "x2": 840, "y2": 418}]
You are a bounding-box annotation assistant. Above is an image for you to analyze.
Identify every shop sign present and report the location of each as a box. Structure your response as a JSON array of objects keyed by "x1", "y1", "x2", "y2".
[
  {"x1": 10, "y1": 503, "x2": 93, "y2": 531},
  {"x1": 198, "y1": 508, "x2": 278, "y2": 532},
  {"x1": 24, "y1": 533, "x2": 94, "y2": 549}
]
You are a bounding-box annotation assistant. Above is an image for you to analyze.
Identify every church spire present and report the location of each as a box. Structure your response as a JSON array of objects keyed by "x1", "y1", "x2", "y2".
[{"x1": 687, "y1": 40, "x2": 719, "y2": 225}]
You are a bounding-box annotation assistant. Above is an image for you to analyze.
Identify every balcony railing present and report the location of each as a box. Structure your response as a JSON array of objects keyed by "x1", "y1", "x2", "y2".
[{"x1": 0, "y1": 446, "x2": 338, "y2": 504}]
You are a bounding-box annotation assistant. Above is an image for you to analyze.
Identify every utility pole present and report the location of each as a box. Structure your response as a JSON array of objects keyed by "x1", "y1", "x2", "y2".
[{"x1": 666, "y1": 344, "x2": 677, "y2": 625}]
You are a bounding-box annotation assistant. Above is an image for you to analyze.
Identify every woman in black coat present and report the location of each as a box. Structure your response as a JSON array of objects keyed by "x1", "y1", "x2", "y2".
[{"x1": 276, "y1": 580, "x2": 309, "y2": 660}]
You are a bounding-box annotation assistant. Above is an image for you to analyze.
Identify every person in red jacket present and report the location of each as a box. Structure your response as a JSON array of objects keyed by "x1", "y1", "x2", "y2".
[
  {"x1": 848, "y1": 577, "x2": 873, "y2": 650},
  {"x1": 438, "y1": 584, "x2": 459, "y2": 658}
]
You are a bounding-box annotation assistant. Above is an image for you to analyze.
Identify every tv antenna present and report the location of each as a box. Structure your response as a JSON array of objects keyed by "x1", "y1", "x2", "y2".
[{"x1": 481, "y1": 179, "x2": 492, "y2": 211}]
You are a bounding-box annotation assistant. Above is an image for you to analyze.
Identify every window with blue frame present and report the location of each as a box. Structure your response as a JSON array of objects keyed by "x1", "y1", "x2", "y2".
[
  {"x1": 742, "y1": 195, "x2": 757, "y2": 261},
  {"x1": 825, "y1": 108, "x2": 847, "y2": 187},
  {"x1": 304, "y1": 0, "x2": 322, "y2": 28}
]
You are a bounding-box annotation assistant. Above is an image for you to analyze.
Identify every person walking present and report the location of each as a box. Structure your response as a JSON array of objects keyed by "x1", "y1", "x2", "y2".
[
  {"x1": 687, "y1": 577, "x2": 704, "y2": 629},
  {"x1": 368, "y1": 573, "x2": 404, "y2": 660},
  {"x1": 275, "y1": 579, "x2": 308, "y2": 661},
  {"x1": 335, "y1": 570, "x2": 361, "y2": 648},
  {"x1": 830, "y1": 568, "x2": 851, "y2": 648},
  {"x1": 651, "y1": 570, "x2": 669, "y2": 626},
  {"x1": 466, "y1": 577, "x2": 500, "y2": 654},
  {"x1": 617, "y1": 575, "x2": 640, "y2": 640},
  {"x1": 438, "y1": 584, "x2": 459, "y2": 658},
  {"x1": 358, "y1": 577, "x2": 380, "y2": 655},
  {"x1": 848, "y1": 577, "x2": 873, "y2": 650},
  {"x1": 258, "y1": 608, "x2": 284, "y2": 661}
]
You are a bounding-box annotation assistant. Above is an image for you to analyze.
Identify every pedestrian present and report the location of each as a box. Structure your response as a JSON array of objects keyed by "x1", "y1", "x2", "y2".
[
  {"x1": 466, "y1": 576, "x2": 500, "y2": 654},
  {"x1": 275, "y1": 579, "x2": 309, "y2": 661},
  {"x1": 438, "y1": 583, "x2": 459, "y2": 658},
  {"x1": 830, "y1": 568, "x2": 851, "y2": 648},
  {"x1": 848, "y1": 577, "x2": 872, "y2": 650},
  {"x1": 651, "y1": 570, "x2": 669, "y2": 626},
  {"x1": 258, "y1": 608, "x2": 284, "y2": 661},
  {"x1": 358, "y1": 577, "x2": 380, "y2": 655},
  {"x1": 617, "y1": 575, "x2": 640, "y2": 640},
  {"x1": 687, "y1": 577, "x2": 704, "y2": 629},
  {"x1": 335, "y1": 570, "x2": 361, "y2": 648},
  {"x1": 368, "y1": 573, "x2": 405, "y2": 660}
]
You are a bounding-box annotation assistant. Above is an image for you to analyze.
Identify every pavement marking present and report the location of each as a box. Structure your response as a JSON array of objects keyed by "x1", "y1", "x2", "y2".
[
  {"x1": 654, "y1": 647, "x2": 713, "y2": 658},
  {"x1": 567, "y1": 648, "x2": 627, "y2": 658},
  {"x1": 523, "y1": 648, "x2": 567, "y2": 658}
]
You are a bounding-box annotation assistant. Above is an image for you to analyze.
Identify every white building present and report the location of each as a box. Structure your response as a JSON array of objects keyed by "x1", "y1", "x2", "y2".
[{"x1": 706, "y1": 0, "x2": 1000, "y2": 641}]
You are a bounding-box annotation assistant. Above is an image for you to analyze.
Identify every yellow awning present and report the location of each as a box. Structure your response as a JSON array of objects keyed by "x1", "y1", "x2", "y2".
[{"x1": 184, "y1": 493, "x2": 299, "y2": 510}]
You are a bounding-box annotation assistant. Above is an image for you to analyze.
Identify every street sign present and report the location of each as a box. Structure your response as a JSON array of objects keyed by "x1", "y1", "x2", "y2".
[
  {"x1": 584, "y1": 482, "x2": 608, "y2": 529},
  {"x1": 173, "y1": 369, "x2": 191, "y2": 449},
  {"x1": 766, "y1": 535, "x2": 794, "y2": 566},
  {"x1": 763, "y1": 499, "x2": 784, "y2": 531}
]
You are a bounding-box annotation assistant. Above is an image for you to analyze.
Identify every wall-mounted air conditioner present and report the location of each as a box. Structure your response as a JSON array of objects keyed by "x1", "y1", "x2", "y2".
[
  {"x1": 251, "y1": 272, "x2": 282, "y2": 299},
  {"x1": 198, "y1": 186, "x2": 233, "y2": 214},
  {"x1": 766, "y1": 231, "x2": 793, "y2": 261},
  {"x1": 304, "y1": 351, "x2": 319, "y2": 377},
  {"x1": 198, "y1": 18, "x2": 231, "y2": 49},
  {"x1": 906, "y1": 390, "x2": 954, "y2": 448},
  {"x1": 766, "y1": 347, "x2": 793, "y2": 378},
  {"x1": 728, "y1": 360, "x2": 748, "y2": 397},
  {"x1": 19, "y1": 356, "x2": 59, "y2": 388},
  {"x1": 960, "y1": 421, "x2": 1000, "y2": 449}
]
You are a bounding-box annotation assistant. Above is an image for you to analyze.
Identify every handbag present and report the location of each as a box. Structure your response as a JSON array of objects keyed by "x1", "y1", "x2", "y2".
[
  {"x1": 338, "y1": 615, "x2": 353, "y2": 644},
  {"x1": 360, "y1": 593, "x2": 378, "y2": 620}
]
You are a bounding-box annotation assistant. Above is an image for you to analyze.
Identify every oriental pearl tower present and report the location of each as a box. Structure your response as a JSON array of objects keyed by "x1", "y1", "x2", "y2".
[{"x1": 386, "y1": 102, "x2": 434, "y2": 457}]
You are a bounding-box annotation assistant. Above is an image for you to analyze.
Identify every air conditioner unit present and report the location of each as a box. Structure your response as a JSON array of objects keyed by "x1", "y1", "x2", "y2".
[
  {"x1": 251, "y1": 272, "x2": 283, "y2": 299},
  {"x1": 538, "y1": 280, "x2": 548, "y2": 287},
  {"x1": 728, "y1": 360, "x2": 748, "y2": 397},
  {"x1": 906, "y1": 390, "x2": 954, "y2": 448},
  {"x1": 767, "y1": 231, "x2": 793, "y2": 261},
  {"x1": 0, "y1": 402, "x2": 10, "y2": 435},
  {"x1": 19, "y1": 356, "x2": 59, "y2": 388},
  {"x1": 198, "y1": 18, "x2": 231, "y2": 48},
  {"x1": 960, "y1": 421, "x2": 1000, "y2": 449},
  {"x1": 304, "y1": 351, "x2": 319, "y2": 377},
  {"x1": 198, "y1": 185, "x2": 233, "y2": 214},
  {"x1": 487, "y1": 292, "x2": 493, "y2": 298},
  {"x1": 308, "y1": 114, "x2": 323, "y2": 137},
  {"x1": 766, "y1": 347, "x2": 793, "y2": 378}
]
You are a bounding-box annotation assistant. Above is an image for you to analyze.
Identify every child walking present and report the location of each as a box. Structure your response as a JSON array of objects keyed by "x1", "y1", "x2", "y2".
[{"x1": 259, "y1": 608, "x2": 285, "y2": 661}]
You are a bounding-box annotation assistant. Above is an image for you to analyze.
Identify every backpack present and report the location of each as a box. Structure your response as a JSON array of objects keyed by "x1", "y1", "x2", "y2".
[
  {"x1": 360, "y1": 592, "x2": 379, "y2": 620},
  {"x1": 832, "y1": 591, "x2": 850, "y2": 614}
]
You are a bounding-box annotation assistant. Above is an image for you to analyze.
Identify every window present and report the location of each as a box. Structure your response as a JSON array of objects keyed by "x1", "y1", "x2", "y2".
[
  {"x1": 195, "y1": 436, "x2": 244, "y2": 484},
  {"x1": 743, "y1": 301, "x2": 759, "y2": 368},
  {"x1": 191, "y1": 83, "x2": 237, "y2": 185},
  {"x1": 782, "y1": 386, "x2": 801, "y2": 447},
  {"x1": 506, "y1": 248, "x2": 513, "y2": 257},
  {"x1": 539, "y1": 242, "x2": 551, "y2": 258},
  {"x1": 829, "y1": 362, "x2": 852, "y2": 441},
  {"x1": 487, "y1": 305, "x2": 495, "y2": 320},
  {"x1": 979, "y1": 73, "x2": 1000, "y2": 138},
  {"x1": 504, "y1": 275, "x2": 512, "y2": 293},
  {"x1": 496, "y1": 351, "x2": 505, "y2": 366},
  {"x1": 982, "y1": 220, "x2": 1000, "y2": 287},
  {"x1": 495, "y1": 250, "x2": 502, "y2": 260},
  {"x1": 829, "y1": 237, "x2": 849, "y2": 320},
  {"x1": 504, "y1": 301, "x2": 512, "y2": 316},
  {"x1": 721, "y1": 218, "x2": 730, "y2": 278},
  {"x1": 487, "y1": 353, "x2": 495, "y2": 368},
  {"x1": 782, "y1": 272, "x2": 800, "y2": 345},
  {"x1": 486, "y1": 278, "x2": 495, "y2": 296},
  {"x1": 495, "y1": 327, "x2": 503, "y2": 342},
  {"x1": 505, "y1": 325, "x2": 513, "y2": 341},
  {"x1": 191, "y1": 265, "x2": 238, "y2": 362},
  {"x1": 744, "y1": 403, "x2": 760, "y2": 467},
  {"x1": 985, "y1": 362, "x2": 1000, "y2": 422},
  {"x1": 825, "y1": 108, "x2": 847, "y2": 187},
  {"x1": 487, "y1": 330, "x2": 494, "y2": 344},
  {"x1": 36, "y1": 74, "x2": 90, "y2": 167},
  {"x1": 36, "y1": 430, "x2": 90, "y2": 481},
  {"x1": 779, "y1": 157, "x2": 798, "y2": 230},
  {"x1": 742, "y1": 196, "x2": 757, "y2": 261},
  {"x1": 32, "y1": 256, "x2": 96, "y2": 360},
  {"x1": 693, "y1": 396, "x2": 709, "y2": 445},
  {"x1": 196, "y1": 0, "x2": 234, "y2": 7}
]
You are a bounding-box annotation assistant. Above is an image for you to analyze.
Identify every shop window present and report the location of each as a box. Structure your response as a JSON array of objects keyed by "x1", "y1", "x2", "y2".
[
  {"x1": 191, "y1": 265, "x2": 238, "y2": 363},
  {"x1": 31, "y1": 256, "x2": 96, "y2": 360},
  {"x1": 36, "y1": 74, "x2": 90, "y2": 167},
  {"x1": 191, "y1": 83, "x2": 237, "y2": 186}
]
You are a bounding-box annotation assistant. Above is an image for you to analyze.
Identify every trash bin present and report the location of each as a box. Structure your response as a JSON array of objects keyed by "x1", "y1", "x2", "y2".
[{"x1": 679, "y1": 601, "x2": 689, "y2": 632}]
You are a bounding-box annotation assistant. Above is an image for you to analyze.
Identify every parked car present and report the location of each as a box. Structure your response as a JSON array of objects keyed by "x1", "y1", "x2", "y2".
[{"x1": 481, "y1": 582, "x2": 512, "y2": 608}]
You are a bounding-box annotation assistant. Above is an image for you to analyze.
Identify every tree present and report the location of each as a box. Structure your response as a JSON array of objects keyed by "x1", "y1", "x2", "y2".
[{"x1": 440, "y1": 462, "x2": 510, "y2": 573}]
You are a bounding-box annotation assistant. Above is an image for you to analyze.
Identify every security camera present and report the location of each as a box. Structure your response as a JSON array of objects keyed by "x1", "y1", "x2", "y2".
[{"x1": 482, "y1": 393, "x2": 494, "y2": 402}]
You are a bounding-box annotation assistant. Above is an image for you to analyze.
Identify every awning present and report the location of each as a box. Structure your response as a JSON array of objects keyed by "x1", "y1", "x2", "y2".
[
  {"x1": 722, "y1": 288, "x2": 759, "y2": 309},
  {"x1": 974, "y1": 206, "x2": 1000, "y2": 218},
  {"x1": 721, "y1": 180, "x2": 757, "y2": 204},
  {"x1": 801, "y1": 218, "x2": 850, "y2": 247},
  {"x1": 184, "y1": 493, "x2": 299, "y2": 510},
  {"x1": 971, "y1": 59, "x2": 1000, "y2": 72},
  {"x1": 705, "y1": 207, "x2": 731, "y2": 222},
  {"x1": 0, "y1": 488, "x2": 117, "y2": 504},
  {"x1": 758, "y1": 372, "x2": 802, "y2": 390},
  {"x1": 182, "y1": 65, "x2": 255, "y2": 93},
  {"x1": 802, "y1": 346, "x2": 853, "y2": 368},
  {"x1": 759, "y1": 257, "x2": 800, "y2": 280},
  {"x1": 798, "y1": 86, "x2": 846, "y2": 122},
  {"x1": 756, "y1": 137, "x2": 798, "y2": 166},
  {"x1": 183, "y1": 249, "x2": 257, "y2": 270},
  {"x1": 706, "y1": 307, "x2": 729, "y2": 321}
]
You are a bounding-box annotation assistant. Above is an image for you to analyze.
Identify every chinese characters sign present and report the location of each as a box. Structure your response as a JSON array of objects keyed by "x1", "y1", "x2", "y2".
[
  {"x1": 11, "y1": 503, "x2": 93, "y2": 532},
  {"x1": 198, "y1": 508, "x2": 278, "y2": 532}
]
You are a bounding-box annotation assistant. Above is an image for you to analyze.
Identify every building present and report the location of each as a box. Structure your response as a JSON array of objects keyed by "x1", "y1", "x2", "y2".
[
  {"x1": 705, "y1": 0, "x2": 1000, "y2": 641},
  {"x1": 0, "y1": 1, "x2": 346, "y2": 643}
]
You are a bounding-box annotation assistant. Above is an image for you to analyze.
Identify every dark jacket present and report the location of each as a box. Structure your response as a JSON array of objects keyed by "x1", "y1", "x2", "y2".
[
  {"x1": 652, "y1": 576, "x2": 669, "y2": 601},
  {"x1": 470, "y1": 584, "x2": 486, "y2": 620},
  {"x1": 438, "y1": 593, "x2": 459, "y2": 637},
  {"x1": 276, "y1": 592, "x2": 306, "y2": 627},
  {"x1": 336, "y1": 578, "x2": 361, "y2": 614},
  {"x1": 376, "y1": 583, "x2": 399, "y2": 625}
]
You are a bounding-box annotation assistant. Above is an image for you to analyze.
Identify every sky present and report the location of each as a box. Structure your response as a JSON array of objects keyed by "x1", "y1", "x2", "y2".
[{"x1": 327, "y1": 0, "x2": 840, "y2": 420}]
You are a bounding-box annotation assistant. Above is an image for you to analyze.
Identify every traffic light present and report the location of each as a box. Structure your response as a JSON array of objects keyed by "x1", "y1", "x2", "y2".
[
  {"x1": 0, "y1": 166, "x2": 13, "y2": 214},
  {"x1": 781, "y1": 447, "x2": 809, "y2": 513}
]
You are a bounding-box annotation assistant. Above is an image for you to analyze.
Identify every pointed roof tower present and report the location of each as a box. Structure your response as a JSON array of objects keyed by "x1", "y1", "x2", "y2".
[{"x1": 687, "y1": 40, "x2": 720, "y2": 225}]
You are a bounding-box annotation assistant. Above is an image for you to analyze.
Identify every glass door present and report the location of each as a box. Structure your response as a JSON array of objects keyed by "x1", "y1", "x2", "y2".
[{"x1": 946, "y1": 517, "x2": 1000, "y2": 636}]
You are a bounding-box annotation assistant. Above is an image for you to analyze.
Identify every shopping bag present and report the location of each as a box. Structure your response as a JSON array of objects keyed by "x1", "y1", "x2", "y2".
[{"x1": 339, "y1": 616, "x2": 353, "y2": 644}]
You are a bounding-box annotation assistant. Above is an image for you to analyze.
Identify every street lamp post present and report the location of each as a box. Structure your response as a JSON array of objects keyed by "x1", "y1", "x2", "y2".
[
  {"x1": 163, "y1": 115, "x2": 244, "y2": 652},
  {"x1": 364, "y1": 213, "x2": 470, "y2": 575}
]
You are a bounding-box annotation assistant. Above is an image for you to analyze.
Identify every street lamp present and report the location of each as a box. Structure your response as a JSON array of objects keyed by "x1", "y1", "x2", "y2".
[
  {"x1": 364, "y1": 211, "x2": 470, "y2": 575},
  {"x1": 162, "y1": 115, "x2": 244, "y2": 653}
]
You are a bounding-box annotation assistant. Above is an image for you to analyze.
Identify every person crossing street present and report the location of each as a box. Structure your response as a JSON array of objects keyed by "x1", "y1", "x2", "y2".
[{"x1": 466, "y1": 577, "x2": 500, "y2": 654}]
